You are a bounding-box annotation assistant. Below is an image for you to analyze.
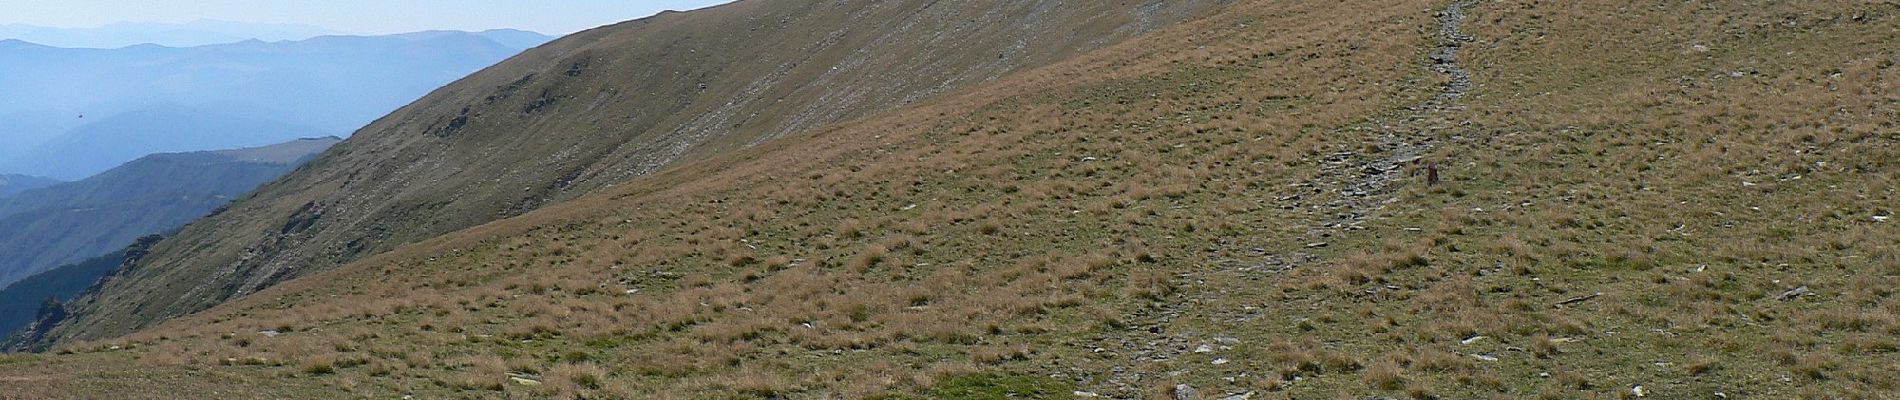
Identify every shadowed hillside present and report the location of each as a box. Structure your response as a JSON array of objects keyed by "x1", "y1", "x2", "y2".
[
  {"x1": 0, "y1": 242, "x2": 146, "y2": 339},
  {"x1": 0, "y1": 138, "x2": 338, "y2": 288}
]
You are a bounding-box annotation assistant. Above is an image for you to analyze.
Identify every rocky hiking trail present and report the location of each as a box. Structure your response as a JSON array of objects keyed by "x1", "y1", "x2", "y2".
[{"x1": 1074, "y1": 1, "x2": 1481, "y2": 398}]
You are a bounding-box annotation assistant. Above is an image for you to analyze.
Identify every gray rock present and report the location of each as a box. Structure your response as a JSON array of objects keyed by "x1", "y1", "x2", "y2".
[
  {"x1": 1777, "y1": 286, "x2": 1810, "y2": 301},
  {"x1": 1172, "y1": 384, "x2": 1199, "y2": 400}
]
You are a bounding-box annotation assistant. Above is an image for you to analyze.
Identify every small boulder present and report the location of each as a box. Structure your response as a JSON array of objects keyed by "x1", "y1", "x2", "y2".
[
  {"x1": 1172, "y1": 384, "x2": 1199, "y2": 400},
  {"x1": 1777, "y1": 286, "x2": 1810, "y2": 301}
]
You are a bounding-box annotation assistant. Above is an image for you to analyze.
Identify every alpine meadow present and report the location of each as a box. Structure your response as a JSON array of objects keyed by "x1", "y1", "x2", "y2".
[{"x1": 1, "y1": 1, "x2": 1896, "y2": 399}]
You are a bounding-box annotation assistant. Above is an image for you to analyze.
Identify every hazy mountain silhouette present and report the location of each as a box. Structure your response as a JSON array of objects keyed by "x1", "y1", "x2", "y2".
[
  {"x1": 0, "y1": 174, "x2": 58, "y2": 197},
  {"x1": 0, "y1": 20, "x2": 341, "y2": 49},
  {"x1": 0, "y1": 29, "x2": 552, "y2": 179},
  {"x1": 4, "y1": 105, "x2": 330, "y2": 179}
]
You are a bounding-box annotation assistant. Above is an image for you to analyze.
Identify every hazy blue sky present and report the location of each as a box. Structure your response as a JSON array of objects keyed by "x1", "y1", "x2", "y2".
[{"x1": 0, "y1": 0, "x2": 736, "y2": 35}]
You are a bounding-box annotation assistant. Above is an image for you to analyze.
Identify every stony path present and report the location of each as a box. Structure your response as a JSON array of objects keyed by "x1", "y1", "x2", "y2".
[
  {"x1": 1311, "y1": 0, "x2": 1477, "y2": 237},
  {"x1": 1075, "y1": 1, "x2": 1481, "y2": 398}
]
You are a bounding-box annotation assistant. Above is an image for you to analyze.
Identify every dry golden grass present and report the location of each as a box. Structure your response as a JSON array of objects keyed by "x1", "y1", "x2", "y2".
[{"x1": 1, "y1": 0, "x2": 1895, "y2": 399}]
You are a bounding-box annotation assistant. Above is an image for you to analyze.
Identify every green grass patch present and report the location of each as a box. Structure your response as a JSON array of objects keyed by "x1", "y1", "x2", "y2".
[{"x1": 879, "y1": 373, "x2": 1075, "y2": 400}]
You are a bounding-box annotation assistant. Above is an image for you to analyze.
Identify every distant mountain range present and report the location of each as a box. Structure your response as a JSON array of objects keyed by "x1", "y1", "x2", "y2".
[
  {"x1": 0, "y1": 29, "x2": 552, "y2": 180},
  {"x1": 8, "y1": 105, "x2": 331, "y2": 180},
  {"x1": 0, "y1": 174, "x2": 58, "y2": 197},
  {"x1": 0, "y1": 137, "x2": 339, "y2": 288},
  {"x1": 0, "y1": 20, "x2": 342, "y2": 49}
]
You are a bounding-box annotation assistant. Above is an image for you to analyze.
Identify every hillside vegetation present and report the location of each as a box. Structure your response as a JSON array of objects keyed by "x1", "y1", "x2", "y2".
[
  {"x1": 2, "y1": 0, "x2": 1896, "y2": 399},
  {"x1": 29, "y1": 0, "x2": 1227, "y2": 350}
]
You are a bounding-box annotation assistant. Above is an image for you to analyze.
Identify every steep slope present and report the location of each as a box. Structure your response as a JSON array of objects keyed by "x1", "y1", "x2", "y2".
[
  {"x1": 0, "y1": 138, "x2": 339, "y2": 288},
  {"x1": 0, "y1": 174, "x2": 59, "y2": 197},
  {"x1": 36, "y1": 0, "x2": 1230, "y2": 347},
  {"x1": 0, "y1": 31, "x2": 547, "y2": 178},
  {"x1": 2, "y1": 0, "x2": 1896, "y2": 398}
]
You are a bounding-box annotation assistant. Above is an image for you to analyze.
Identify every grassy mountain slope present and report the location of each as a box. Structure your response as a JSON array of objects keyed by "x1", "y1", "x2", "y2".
[
  {"x1": 34, "y1": 0, "x2": 1229, "y2": 348},
  {"x1": 0, "y1": 0, "x2": 1428, "y2": 396},
  {"x1": 3, "y1": 0, "x2": 1896, "y2": 399},
  {"x1": 0, "y1": 138, "x2": 338, "y2": 287}
]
